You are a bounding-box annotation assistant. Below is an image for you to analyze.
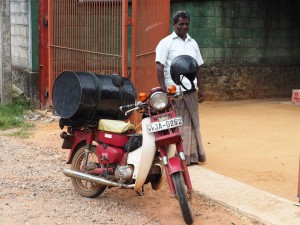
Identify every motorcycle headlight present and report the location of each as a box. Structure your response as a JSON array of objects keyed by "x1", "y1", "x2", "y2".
[{"x1": 150, "y1": 92, "x2": 169, "y2": 110}]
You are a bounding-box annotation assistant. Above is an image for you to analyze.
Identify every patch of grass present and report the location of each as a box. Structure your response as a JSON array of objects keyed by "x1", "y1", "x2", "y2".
[
  {"x1": 0, "y1": 97, "x2": 35, "y2": 138},
  {"x1": 5, "y1": 127, "x2": 34, "y2": 139}
]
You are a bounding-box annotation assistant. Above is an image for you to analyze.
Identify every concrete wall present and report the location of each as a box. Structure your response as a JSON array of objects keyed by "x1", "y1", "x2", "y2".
[
  {"x1": 10, "y1": 0, "x2": 30, "y2": 89},
  {"x1": 8, "y1": 0, "x2": 38, "y2": 107},
  {"x1": 10, "y1": 0, "x2": 29, "y2": 69},
  {"x1": 0, "y1": 0, "x2": 13, "y2": 104},
  {"x1": 171, "y1": 0, "x2": 300, "y2": 100}
]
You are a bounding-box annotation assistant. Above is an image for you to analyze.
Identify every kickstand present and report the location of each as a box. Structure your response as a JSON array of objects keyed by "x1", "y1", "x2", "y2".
[{"x1": 136, "y1": 186, "x2": 144, "y2": 196}]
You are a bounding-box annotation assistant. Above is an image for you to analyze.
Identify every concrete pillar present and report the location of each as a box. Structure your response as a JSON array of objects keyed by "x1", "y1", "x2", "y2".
[{"x1": 0, "y1": 0, "x2": 12, "y2": 104}]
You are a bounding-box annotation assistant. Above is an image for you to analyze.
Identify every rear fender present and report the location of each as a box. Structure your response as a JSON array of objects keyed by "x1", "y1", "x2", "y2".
[
  {"x1": 168, "y1": 157, "x2": 182, "y2": 174},
  {"x1": 66, "y1": 138, "x2": 89, "y2": 164},
  {"x1": 66, "y1": 141, "x2": 87, "y2": 164},
  {"x1": 64, "y1": 129, "x2": 96, "y2": 164}
]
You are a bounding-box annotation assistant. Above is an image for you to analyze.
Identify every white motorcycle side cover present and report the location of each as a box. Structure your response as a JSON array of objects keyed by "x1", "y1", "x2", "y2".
[
  {"x1": 127, "y1": 117, "x2": 176, "y2": 191},
  {"x1": 127, "y1": 117, "x2": 155, "y2": 190}
]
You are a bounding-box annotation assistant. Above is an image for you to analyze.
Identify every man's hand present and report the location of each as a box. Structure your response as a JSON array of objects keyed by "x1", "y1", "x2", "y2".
[
  {"x1": 198, "y1": 89, "x2": 205, "y2": 103},
  {"x1": 196, "y1": 69, "x2": 205, "y2": 103}
]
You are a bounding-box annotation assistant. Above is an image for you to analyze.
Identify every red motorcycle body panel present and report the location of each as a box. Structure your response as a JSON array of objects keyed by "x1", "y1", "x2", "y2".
[
  {"x1": 168, "y1": 157, "x2": 182, "y2": 174},
  {"x1": 96, "y1": 144, "x2": 124, "y2": 164},
  {"x1": 98, "y1": 132, "x2": 130, "y2": 147}
]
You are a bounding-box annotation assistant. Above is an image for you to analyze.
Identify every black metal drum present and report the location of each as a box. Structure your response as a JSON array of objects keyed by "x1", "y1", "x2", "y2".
[{"x1": 52, "y1": 71, "x2": 136, "y2": 122}]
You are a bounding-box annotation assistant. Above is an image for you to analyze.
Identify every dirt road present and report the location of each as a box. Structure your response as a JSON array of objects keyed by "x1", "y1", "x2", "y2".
[{"x1": 0, "y1": 120, "x2": 259, "y2": 225}]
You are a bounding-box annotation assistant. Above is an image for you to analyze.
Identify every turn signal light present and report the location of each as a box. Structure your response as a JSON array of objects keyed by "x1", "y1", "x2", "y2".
[
  {"x1": 139, "y1": 92, "x2": 147, "y2": 101},
  {"x1": 168, "y1": 85, "x2": 176, "y2": 94}
]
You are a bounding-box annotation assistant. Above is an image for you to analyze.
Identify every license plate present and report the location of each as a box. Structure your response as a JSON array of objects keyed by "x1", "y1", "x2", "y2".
[{"x1": 146, "y1": 117, "x2": 182, "y2": 133}]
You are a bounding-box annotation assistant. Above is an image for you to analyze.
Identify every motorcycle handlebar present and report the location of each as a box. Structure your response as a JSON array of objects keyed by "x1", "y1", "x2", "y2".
[{"x1": 119, "y1": 104, "x2": 136, "y2": 111}]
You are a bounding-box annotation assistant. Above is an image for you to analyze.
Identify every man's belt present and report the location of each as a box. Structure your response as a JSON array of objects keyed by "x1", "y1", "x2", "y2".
[{"x1": 182, "y1": 89, "x2": 196, "y2": 95}]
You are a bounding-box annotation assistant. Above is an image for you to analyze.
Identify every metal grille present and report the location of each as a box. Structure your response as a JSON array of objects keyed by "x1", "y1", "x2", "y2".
[
  {"x1": 49, "y1": 0, "x2": 123, "y2": 100},
  {"x1": 40, "y1": 0, "x2": 170, "y2": 109}
]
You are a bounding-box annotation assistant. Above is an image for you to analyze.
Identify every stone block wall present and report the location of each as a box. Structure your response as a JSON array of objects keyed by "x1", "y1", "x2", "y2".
[
  {"x1": 202, "y1": 66, "x2": 300, "y2": 100},
  {"x1": 171, "y1": 0, "x2": 300, "y2": 100}
]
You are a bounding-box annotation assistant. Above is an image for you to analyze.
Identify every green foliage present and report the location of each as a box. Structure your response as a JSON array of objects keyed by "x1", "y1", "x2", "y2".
[{"x1": 0, "y1": 97, "x2": 35, "y2": 137}]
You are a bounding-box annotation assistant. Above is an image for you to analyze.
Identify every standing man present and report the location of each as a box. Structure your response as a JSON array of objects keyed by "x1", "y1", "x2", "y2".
[{"x1": 155, "y1": 10, "x2": 206, "y2": 165}]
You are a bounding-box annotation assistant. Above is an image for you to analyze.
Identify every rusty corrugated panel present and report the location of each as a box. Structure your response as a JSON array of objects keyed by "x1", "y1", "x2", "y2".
[
  {"x1": 132, "y1": 0, "x2": 170, "y2": 94},
  {"x1": 48, "y1": 0, "x2": 123, "y2": 104},
  {"x1": 131, "y1": 0, "x2": 170, "y2": 125}
]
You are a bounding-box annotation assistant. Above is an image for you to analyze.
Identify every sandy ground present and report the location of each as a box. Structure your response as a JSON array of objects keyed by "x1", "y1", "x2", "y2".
[{"x1": 199, "y1": 98, "x2": 300, "y2": 202}]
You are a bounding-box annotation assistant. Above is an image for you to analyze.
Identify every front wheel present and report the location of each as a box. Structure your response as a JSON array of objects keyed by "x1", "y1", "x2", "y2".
[
  {"x1": 71, "y1": 145, "x2": 106, "y2": 198},
  {"x1": 172, "y1": 172, "x2": 193, "y2": 224}
]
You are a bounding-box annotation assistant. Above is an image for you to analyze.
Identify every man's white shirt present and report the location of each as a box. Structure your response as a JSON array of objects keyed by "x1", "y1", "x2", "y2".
[{"x1": 155, "y1": 32, "x2": 204, "y2": 93}]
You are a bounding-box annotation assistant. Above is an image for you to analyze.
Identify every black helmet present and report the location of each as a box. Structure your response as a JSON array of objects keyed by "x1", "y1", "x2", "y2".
[{"x1": 170, "y1": 55, "x2": 199, "y2": 91}]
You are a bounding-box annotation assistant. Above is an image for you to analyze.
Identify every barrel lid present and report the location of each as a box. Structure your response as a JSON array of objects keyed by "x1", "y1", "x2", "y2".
[{"x1": 52, "y1": 71, "x2": 82, "y2": 119}]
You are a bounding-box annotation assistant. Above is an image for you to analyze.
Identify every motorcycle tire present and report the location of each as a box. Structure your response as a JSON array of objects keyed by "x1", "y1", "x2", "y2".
[
  {"x1": 71, "y1": 145, "x2": 106, "y2": 198},
  {"x1": 172, "y1": 172, "x2": 193, "y2": 224}
]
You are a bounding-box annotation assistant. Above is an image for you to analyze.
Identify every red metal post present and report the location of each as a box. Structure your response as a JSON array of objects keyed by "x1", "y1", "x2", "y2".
[
  {"x1": 122, "y1": 0, "x2": 128, "y2": 77},
  {"x1": 38, "y1": 0, "x2": 49, "y2": 108},
  {"x1": 48, "y1": 0, "x2": 53, "y2": 106},
  {"x1": 131, "y1": 0, "x2": 137, "y2": 125},
  {"x1": 131, "y1": 0, "x2": 137, "y2": 84}
]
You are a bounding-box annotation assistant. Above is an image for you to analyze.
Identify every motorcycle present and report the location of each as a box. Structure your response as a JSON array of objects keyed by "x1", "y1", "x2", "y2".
[{"x1": 56, "y1": 56, "x2": 198, "y2": 224}]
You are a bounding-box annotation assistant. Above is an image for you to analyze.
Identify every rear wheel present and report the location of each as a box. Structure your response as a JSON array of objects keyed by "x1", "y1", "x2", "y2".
[
  {"x1": 172, "y1": 172, "x2": 193, "y2": 224},
  {"x1": 71, "y1": 145, "x2": 106, "y2": 198}
]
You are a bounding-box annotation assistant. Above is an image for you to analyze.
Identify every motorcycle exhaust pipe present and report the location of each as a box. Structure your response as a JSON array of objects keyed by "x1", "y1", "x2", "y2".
[{"x1": 63, "y1": 168, "x2": 135, "y2": 189}]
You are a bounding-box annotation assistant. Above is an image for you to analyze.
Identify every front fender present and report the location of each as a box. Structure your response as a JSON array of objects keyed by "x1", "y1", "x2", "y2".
[{"x1": 168, "y1": 157, "x2": 182, "y2": 174}]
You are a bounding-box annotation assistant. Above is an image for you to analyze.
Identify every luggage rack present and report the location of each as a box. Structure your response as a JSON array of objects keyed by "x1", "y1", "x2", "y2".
[{"x1": 59, "y1": 118, "x2": 99, "y2": 130}]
